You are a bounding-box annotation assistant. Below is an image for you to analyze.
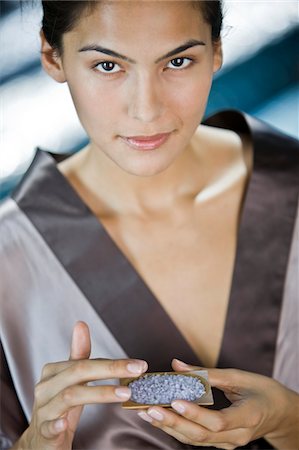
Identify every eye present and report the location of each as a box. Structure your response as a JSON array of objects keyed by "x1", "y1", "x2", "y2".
[
  {"x1": 166, "y1": 57, "x2": 194, "y2": 70},
  {"x1": 93, "y1": 61, "x2": 122, "y2": 74}
]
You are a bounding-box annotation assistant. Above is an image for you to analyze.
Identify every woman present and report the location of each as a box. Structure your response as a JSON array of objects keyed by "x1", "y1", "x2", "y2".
[{"x1": 0, "y1": 1, "x2": 298, "y2": 449}]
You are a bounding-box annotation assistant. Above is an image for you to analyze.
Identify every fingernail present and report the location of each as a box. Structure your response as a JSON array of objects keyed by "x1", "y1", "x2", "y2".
[
  {"x1": 115, "y1": 387, "x2": 131, "y2": 399},
  {"x1": 138, "y1": 411, "x2": 153, "y2": 423},
  {"x1": 147, "y1": 409, "x2": 164, "y2": 421},
  {"x1": 54, "y1": 418, "x2": 65, "y2": 432},
  {"x1": 173, "y1": 358, "x2": 190, "y2": 368},
  {"x1": 171, "y1": 401, "x2": 186, "y2": 414},
  {"x1": 127, "y1": 360, "x2": 147, "y2": 374},
  {"x1": 173, "y1": 358, "x2": 203, "y2": 371}
]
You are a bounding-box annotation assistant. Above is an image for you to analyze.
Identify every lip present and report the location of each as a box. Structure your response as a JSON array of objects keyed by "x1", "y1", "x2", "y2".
[{"x1": 120, "y1": 132, "x2": 172, "y2": 150}]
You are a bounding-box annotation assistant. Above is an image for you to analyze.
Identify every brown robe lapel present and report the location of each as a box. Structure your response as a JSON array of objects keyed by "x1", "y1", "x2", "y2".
[{"x1": 204, "y1": 111, "x2": 299, "y2": 376}]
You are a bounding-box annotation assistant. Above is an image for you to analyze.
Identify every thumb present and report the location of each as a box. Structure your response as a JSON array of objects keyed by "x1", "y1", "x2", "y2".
[
  {"x1": 203, "y1": 367, "x2": 249, "y2": 392},
  {"x1": 70, "y1": 321, "x2": 91, "y2": 360},
  {"x1": 171, "y1": 358, "x2": 203, "y2": 372},
  {"x1": 171, "y1": 359, "x2": 242, "y2": 391}
]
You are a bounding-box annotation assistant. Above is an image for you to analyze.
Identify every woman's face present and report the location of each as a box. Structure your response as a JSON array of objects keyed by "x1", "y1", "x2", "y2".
[{"x1": 54, "y1": 1, "x2": 222, "y2": 176}]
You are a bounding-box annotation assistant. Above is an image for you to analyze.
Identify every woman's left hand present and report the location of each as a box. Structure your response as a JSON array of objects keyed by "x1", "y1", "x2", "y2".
[{"x1": 137, "y1": 359, "x2": 299, "y2": 449}]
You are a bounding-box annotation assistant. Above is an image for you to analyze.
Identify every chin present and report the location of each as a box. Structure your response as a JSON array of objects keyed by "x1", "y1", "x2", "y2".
[{"x1": 116, "y1": 155, "x2": 175, "y2": 177}]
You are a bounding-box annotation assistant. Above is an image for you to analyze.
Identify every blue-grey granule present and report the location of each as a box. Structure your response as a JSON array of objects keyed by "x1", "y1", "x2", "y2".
[{"x1": 129, "y1": 374, "x2": 205, "y2": 405}]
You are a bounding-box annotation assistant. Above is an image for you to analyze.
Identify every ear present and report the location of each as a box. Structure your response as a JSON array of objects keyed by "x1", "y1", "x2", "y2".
[
  {"x1": 40, "y1": 29, "x2": 66, "y2": 83},
  {"x1": 212, "y1": 39, "x2": 223, "y2": 73}
]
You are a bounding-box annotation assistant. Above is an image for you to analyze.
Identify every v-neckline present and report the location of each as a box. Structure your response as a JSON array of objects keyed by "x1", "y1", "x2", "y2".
[
  {"x1": 12, "y1": 110, "x2": 299, "y2": 384},
  {"x1": 55, "y1": 113, "x2": 254, "y2": 370}
]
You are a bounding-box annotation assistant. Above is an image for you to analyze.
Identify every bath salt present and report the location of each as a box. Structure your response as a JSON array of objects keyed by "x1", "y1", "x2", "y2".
[{"x1": 128, "y1": 373, "x2": 205, "y2": 405}]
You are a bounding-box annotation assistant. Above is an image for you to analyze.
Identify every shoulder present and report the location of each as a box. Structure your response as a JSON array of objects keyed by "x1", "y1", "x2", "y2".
[
  {"x1": 193, "y1": 122, "x2": 247, "y2": 157},
  {"x1": 202, "y1": 109, "x2": 299, "y2": 154},
  {"x1": 201, "y1": 109, "x2": 299, "y2": 174},
  {"x1": 191, "y1": 121, "x2": 253, "y2": 179}
]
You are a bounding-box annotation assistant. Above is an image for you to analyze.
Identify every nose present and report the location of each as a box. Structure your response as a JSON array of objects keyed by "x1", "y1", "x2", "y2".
[{"x1": 127, "y1": 72, "x2": 164, "y2": 123}]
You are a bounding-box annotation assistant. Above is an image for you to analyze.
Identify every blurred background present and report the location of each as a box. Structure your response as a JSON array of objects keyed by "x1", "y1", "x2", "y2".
[{"x1": 0, "y1": 0, "x2": 298, "y2": 199}]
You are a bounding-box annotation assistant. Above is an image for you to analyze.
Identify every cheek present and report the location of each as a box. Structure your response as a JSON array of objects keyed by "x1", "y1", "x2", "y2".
[
  {"x1": 174, "y1": 78, "x2": 212, "y2": 125},
  {"x1": 170, "y1": 64, "x2": 214, "y2": 120},
  {"x1": 67, "y1": 78, "x2": 121, "y2": 136}
]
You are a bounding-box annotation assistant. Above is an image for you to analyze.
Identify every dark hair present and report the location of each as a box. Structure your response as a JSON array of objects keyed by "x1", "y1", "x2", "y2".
[
  {"x1": 196, "y1": 1, "x2": 223, "y2": 42},
  {"x1": 41, "y1": 1, "x2": 97, "y2": 54},
  {"x1": 41, "y1": 1, "x2": 223, "y2": 54}
]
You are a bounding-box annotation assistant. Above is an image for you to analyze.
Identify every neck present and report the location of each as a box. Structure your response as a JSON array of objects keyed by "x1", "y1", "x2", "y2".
[{"x1": 64, "y1": 137, "x2": 206, "y2": 218}]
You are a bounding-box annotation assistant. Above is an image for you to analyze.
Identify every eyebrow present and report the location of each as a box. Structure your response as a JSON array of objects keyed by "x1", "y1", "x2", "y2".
[{"x1": 78, "y1": 39, "x2": 206, "y2": 63}]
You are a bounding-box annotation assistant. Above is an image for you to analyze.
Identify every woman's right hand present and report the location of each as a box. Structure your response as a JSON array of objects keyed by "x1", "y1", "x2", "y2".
[{"x1": 12, "y1": 321, "x2": 148, "y2": 450}]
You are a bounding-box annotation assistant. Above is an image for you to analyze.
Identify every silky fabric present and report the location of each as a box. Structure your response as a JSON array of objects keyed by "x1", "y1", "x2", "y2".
[{"x1": 1, "y1": 110, "x2": 298, "y2": 449}]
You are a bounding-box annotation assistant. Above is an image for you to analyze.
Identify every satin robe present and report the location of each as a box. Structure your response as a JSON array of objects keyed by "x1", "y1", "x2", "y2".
[{"x1": 1, "y1": 110, "x2": 298, "y2": 449}]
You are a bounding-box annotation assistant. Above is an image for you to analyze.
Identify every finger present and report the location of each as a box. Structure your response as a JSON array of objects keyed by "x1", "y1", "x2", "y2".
[
  {"x1": 171, "y1": 400, "x2": 231, "y2": 432},
  {"x1": 142, "y1": 407, "x2": 252, "y2": 448},
  {"x1": 145, "y1": 406, "x2": 213, "y2": 444},
  {"x1": 152, "y1": 421, "x2": 238, "y2": 450},
  {"x1": 40, "y1": 357, "x2": 111, "y2": 381},
  {"x1": 146, "y1": 418, "x2": 246, "y2": 449},
  {"x1": 39, "y1": 321, "x2": 92, "y2": 383},
  {"x1": 171, "y1": 359, "x2": 246, "y2": 390},
  {"x1": 171, "y1": 358, "x2": 202, "y2": 372},
  {"x1": 172, "y1": 360, "x2": 249, "y2": 397},
  {"x1": 38, "y1": 384, "x2": 132, "y2": 422},
  {"x1": 138, "y1": 411, "x2": 195, "y2": 446},
  {"x1": 172, "y1": 396, "x2": 261, "y2": 432},
  {"x1": 70, "y1": 321, "x2": 91, "y2": 360},
  {"x1": 40, "y1": 417, "x2": 68, "y2": 439},
  {"x1": 150, "y1": 421, "x2": 234, "y2": 450},
  {"x1": 35, "y1": 358, "x2": 148, "y2": 406},
  {"x1": 206, "y1": 367, "x2": 265, "y2": 393},
  {"x1": 41, "y1": 360, "x2": 79, "y2": 381},
  {"x1": 153, "y1": 423, "x2": 232, "y2": 449}
]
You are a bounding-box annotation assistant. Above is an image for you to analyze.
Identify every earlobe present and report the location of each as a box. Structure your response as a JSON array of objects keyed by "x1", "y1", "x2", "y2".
[
  {"x1": 39, "y1": 29, "x2": 66, "y2": 83},
  {"x1": 213, "y1": 40, "x2": 223, "y2": 73}
]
